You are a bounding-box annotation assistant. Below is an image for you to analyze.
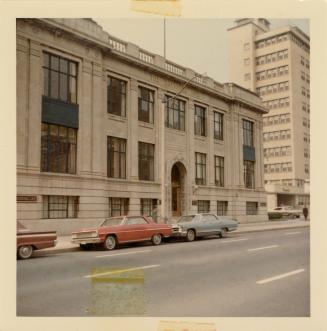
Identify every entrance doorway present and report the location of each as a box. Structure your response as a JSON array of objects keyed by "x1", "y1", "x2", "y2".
[{"x1": 171, "y1": 163, "x2": 185, "y2": 217}]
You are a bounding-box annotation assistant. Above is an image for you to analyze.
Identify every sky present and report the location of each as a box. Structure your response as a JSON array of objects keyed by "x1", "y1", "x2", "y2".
[{"x1": 95, "y1": 18, "x2": 309, "y2": 83}]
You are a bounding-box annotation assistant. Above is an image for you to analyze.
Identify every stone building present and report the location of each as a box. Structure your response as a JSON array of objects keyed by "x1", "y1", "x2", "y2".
[
  {"x1": 228, "y1": 18, "x2": 310, "y2": 210},
  {"x1": 17, "y1": 18, "x2": 267, "y2": 234}
]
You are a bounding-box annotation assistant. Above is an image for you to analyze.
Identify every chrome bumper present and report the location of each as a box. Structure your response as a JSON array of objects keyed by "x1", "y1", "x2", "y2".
[{"x1": 71, "y1": 238, "x2": 102, "y2": 245}]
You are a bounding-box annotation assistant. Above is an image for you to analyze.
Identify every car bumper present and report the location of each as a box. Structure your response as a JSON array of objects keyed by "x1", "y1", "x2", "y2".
[
  {"x1": 71, "y1": 238, "x2": 102, "y2": 245},
  {"x1": 171, "y1": 231, "x2": 187, "y2": 237}
]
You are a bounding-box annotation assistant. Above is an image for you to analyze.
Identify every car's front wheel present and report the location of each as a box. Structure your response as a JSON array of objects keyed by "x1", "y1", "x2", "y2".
[
  {"x1": 103, "y1": 235, "x2": 116, "y2": 250},
  {"x1": 18, "y1": 245, "x2": 34, "y2": 259},
  {"x1": 220, "y1": 228, "x2": 228, "y2": 238},
  {"x1": 151, "y1": 234, "x2": 162, "y2": 245},
  {"x1": 186, "y1": 229, "x2": 196, "y2": 242}
]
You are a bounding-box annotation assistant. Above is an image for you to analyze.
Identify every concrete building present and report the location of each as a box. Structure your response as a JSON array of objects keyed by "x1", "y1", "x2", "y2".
[
  {"x1": 17, "y1": 18, "x2": 267, "y2": 234},
  {"x1": 228, "y1": 18, "x2": 310, "y2": 211}
]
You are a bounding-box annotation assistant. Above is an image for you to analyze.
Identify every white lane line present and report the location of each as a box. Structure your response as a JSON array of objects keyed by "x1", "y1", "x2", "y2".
[
  {"x1": 247, "y1": 245, "x2": 278, "y2": 252},
  {"x1": 283, "y1": 231, "x2": 302, "y2": 235},
  {"x1": 220, "y1": 238, "x2": 249, "y2": 243},
  {"x1": 84, "y1": 264, "x2": 160, "y2": 278},
  {"x1": 256, "y1": 269, "x2": 305, "y2": 285},
  {"x1": 95, "y1": 249, "x2": 152, "y2": 258}
]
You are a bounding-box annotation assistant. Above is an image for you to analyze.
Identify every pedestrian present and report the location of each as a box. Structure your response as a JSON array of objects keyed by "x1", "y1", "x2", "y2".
[{"x1": 302, "y1": 206, "x2": 308, "y2": 220}]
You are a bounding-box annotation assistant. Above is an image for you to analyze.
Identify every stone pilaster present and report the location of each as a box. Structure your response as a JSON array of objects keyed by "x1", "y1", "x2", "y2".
[
  {"x1": 207, "y1": 106, "x2": 215, "y2": 186},
  {"x1": 255, "y1": 116, "x2": 264, "y2": 189}
]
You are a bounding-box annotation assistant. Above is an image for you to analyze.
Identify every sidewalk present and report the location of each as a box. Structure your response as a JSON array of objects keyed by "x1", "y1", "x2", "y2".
[{"x1": 36, "y1": 218, "x2": 310, "y2": 256}]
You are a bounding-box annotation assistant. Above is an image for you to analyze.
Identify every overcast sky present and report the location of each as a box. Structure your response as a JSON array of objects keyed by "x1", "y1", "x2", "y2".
[{"x1": 95, "y1": 18, "x2": 309, "y2": 83}]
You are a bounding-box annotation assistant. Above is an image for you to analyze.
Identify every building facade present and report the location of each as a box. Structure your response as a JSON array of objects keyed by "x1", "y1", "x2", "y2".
[
  {"x1": 228, "y1": 18, "x2": 310, "y2": 210},
  {"x1": 17, "y1": 18, "x2": 267, "y2": 234}
]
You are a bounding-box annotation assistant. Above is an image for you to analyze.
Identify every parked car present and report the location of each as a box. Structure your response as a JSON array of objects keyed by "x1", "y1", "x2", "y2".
[
  {"x1": 17, "y1": 222, "x2": 57, "y2": 259},
  {"x1": 171, "y1": 213, "x2": 238, "y2": 241},
  {"x1": 71, "y1": 216, "x2": 172, "y2": 250},
  {"x1": 270, "y1": 206, "x2": 301, "y2": 219}
]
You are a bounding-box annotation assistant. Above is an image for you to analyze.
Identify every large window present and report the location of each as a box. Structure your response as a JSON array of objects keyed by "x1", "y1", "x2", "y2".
[
  {"x1": 108, "y1": 198, "x2": 129, "y2": 217},
  {"x1": 141, "y1": 199, "x2": 157, "y2": 221},
  {"x1": 139, "y1": 142, "x2": 154, "y2": 181},
  {"x1": 165, "y1": 96, "x2": 185, "y2": 131},
  {"x1": 107, "y1": 76, "x2": 126, "y2": 116},
  {"x1": 244, "y1": 160, "x2": 255, "y2": 189},
  {"x1": 198, "y1": 200, "x2": 210, "y2": 213},
  {"x1": 41, "y1": 123, "x2": 77, "y2": 174},
  {"x1": 243, "y1": 120, "x2": 254, "y2": 147},
  {"x1": 194, "y1": 105, "x2": 206, "y2": 136},
  {"x1": 217, "y1": 201, "x2": 228, "y2": 216},
  {"x1": 138, "y1": 87, "x2": 154, "y2": 123},
  {"x1": 214, "y1": 156, "x2": 224, "y2": 187},
  {"x1": 195, "y1": 152, "x2": 206, "y2": 185},
  {"x1": 107, "y1": 136, "x2": 126, "y2": 179},
  {"x1": 43, "y1": 195, "x2": 78, "y2": 219},
  {"x1": 246, "y1": 202, "x2": 258, "y2": 215},
  {"x1": 214, "y1": 111, "x2": 224, "y2": 140},
  {"x1": 43, "y1": 52, "x2": 77, "y2": 103}
]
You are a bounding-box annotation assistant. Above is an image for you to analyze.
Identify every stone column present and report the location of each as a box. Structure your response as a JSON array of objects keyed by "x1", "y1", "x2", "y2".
[
  {"x1": 79, "y1": 59, "x2": 93, "y2": 176},
  {"x1": 128, "y1": 79, "x2": 139, "y2": 180},
  {"x1": 16, "y1": 36, "x2": 29, "y2": 169},
  {"x1": 255, "y1": 116, "x2": 264, "y2": 189},
  {"x1": 207, "y1": 106, "x2": 215, "y2": 186},
  {"x1": 91, "y1": 61, "x2": 106, "y2": 178},
  {"x1": 129, "y1": 198, "x2": 140, "y2": 216},
  {"x1": 27, "y1": 40, "x2": 42, "y2": 172}
]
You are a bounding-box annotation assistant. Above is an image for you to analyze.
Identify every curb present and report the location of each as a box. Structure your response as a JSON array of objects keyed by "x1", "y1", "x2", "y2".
[{"x1": 33, "y1": 223, "x2": 310, "y2": 256}]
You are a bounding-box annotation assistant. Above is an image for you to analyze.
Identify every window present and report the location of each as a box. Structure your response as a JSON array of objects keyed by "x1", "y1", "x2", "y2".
[
  {"x1": 214, "y1": 156, "x2": 224, "y2": 187},
  {"x1": 243, "y1": 120, "x2": 254, "y2": 147},
  {"x1": 165, "y1": 96, "x2": 185, "y2": 131},
  {"x1": 108, "y1": 197, "x2": 129, "y2": 217},
  {"x1": 246, "y1": 202, "x2": 258, "y2": 215},
  {"x1": 195, "y1": 152, "x2": 206, "y2": 185},
  {"x1": 43, "y1": 195, "x2": 78, "y2": 219},
  {"x1": 43, "y1": 52, "x2": 77, "y2": 103},
  {"x1": 244, "y1": 42, "x2": 250, "y2": 50},
  {"x1": 107, "y1": 76, "x2": 126, "y2": 116},
  {"x1": 138, "y1": 86, "x2": 154, "y2": 123},
  {"x1": 217, "y1": 201, "x2": 228, "y2": 216},
  {"x1": 198, "y1": 200, "x2": 210, "y2": 213},
  {"x1": 244, "y1": 58, "x2": 250, "y2": 65},
  {"x1": 41, "y1": 123, "x2": 77, "y2": 174},
  {"x1": 107, "y1": 136, "x2": 126, "y2": 179},
  {"x1": 141, "y1": 199, "x2": 157, "y2": 221},
  {"x1": 213, "y1": 111, "x2": 223, "y2": 141},
  {"x1": 194, "y1": 105, "x2": 206, "y2": 136},
  {"x1": 138, "y1": 142, "x2": 154, "y2": 181},
  {"x1": 244, "y1": 160, "x2": 255, "y2": 189},
  {"x1": 244, "y1": 73, "x2": 251, "y2": 81}
]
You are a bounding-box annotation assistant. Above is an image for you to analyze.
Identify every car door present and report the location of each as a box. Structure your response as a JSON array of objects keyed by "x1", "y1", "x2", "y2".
[
  {"x1": 196, "y1": 214, "x2": 214, "y2": 236},
  {"x1": 203, "y1": 214, "x2": 221, "y2": 235},
  {"x1": 123, "y1": 216, "x2": 150, "y2": 242}
]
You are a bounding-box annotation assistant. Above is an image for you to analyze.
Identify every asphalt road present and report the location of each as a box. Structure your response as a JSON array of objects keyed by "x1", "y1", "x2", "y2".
[{"x1": 17, "y1": 228, "x2": 310, "y2": 317}]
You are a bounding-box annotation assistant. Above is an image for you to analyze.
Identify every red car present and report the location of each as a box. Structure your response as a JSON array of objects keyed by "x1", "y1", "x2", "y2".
[
  {"x1": 72, "y1": 216, "x2": 172, "y2": 250},
  {"x1": 17, "y1": 222, "x2": 57, "y2": 259}
]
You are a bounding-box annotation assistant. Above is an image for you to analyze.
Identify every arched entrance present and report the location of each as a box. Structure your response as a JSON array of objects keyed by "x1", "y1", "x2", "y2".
[{"x1": 171, "y1": 162, "x2": 186, "y2": 217}]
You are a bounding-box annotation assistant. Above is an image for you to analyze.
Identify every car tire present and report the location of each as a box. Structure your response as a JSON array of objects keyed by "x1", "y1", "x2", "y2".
[
  {"x1": 220, "y1": 228, "x2": 228, "y2": 238},
  {"x1": 103, "y1": 235, "x2": 116, "y2": 250},
  {"x1": 151, "y1": 234, "x2": 162, "y2": 246},
  {"x1": 80, "y1": 243, "x2": 92, "y2": 250},
  {"x1": 17, "y1": 245, "x2": 34, "y2": 259},
  {"x1": 186, "y1": 229, "x2": 196, "y2": 242}
]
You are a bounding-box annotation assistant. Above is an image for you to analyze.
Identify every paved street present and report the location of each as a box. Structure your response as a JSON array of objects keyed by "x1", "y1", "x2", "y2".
[{"x1": 17, "y1": 228, "x2": 310, "y2": 317}]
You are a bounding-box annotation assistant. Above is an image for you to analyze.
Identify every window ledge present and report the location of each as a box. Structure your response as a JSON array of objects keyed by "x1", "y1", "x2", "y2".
[
  {"x1": 139, "y1": 121, "x2": 155, "y2": 129},
  {"x1": 107, "y1": 113, "x2": 127, "y2": 123},
  {"x1": 194, "y1": 135, "x2": 207, "y2": 142},
  {"x1": 214, "y1": 139, "x2": 224, "y2": 145},
  {"x1": 165, "y1": 127, "x2": 186, "y2": 136}
]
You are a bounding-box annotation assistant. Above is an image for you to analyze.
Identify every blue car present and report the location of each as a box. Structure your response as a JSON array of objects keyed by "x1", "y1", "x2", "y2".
[{"x1": 171, "y1": 213, "x2": 238, "y2": 242}]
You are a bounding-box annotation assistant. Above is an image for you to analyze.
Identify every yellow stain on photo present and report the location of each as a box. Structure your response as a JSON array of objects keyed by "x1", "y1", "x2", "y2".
[{"x1": 131, "y1": 0, "x2": 181, "y2": 17}]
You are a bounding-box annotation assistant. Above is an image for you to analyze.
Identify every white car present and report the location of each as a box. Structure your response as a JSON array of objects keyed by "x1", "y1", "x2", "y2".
[{"x1": 271, "y1": 206, "x2": 301, "y2": 218}]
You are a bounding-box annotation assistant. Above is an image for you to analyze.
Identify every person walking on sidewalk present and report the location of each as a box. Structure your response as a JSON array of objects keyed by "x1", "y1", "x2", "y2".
[{"x1": 302, "y1": 206, "x2": 309, "y2": 220}]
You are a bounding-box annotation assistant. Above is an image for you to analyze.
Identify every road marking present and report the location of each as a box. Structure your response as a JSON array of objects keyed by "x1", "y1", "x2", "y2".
[
  {"x1": 95, "y1": 249, "x2": 152, "y2": 258},
  {"x1": 256, "y1": 269, "x2": 305, "y2": 285},
  {"x1": 220, "y1": 238, "x2": 249, "y2": 243},
  {"x1": 84, "y1": 264, "x2": 160, "y2": 278},
  {"x1": 247, "y1": 245, "x2": 278, "y2": 252},
  {"x1": 283, "y1": 231, "x2": 302, "y2": 235}
]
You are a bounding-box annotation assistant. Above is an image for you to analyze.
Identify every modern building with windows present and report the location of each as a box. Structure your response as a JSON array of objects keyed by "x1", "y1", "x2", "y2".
[
  {"x1": 228, "y1": 18, "x2": 310, "y2": 211},
  {"x1": 17, "y1": 18, "x2": 268, "y2": 234}
]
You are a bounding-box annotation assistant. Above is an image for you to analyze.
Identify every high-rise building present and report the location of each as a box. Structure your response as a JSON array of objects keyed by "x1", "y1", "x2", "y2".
[{"x1": 228, "y1": 18, "x2": 310, "y2": 211}]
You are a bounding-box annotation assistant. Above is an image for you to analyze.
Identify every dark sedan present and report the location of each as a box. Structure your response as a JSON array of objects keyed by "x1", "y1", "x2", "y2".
[{"x1": 171, "y1": 213, "x2": 238, "y2": 241}]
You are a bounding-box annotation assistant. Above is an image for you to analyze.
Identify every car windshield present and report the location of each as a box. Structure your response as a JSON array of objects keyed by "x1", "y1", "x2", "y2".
[
  {"x1": 178, "y1": 215, "x2": 196, "y2": 223},
  {"x1": 101, "y1": 217, "x2": 124, "y2": 227}
]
